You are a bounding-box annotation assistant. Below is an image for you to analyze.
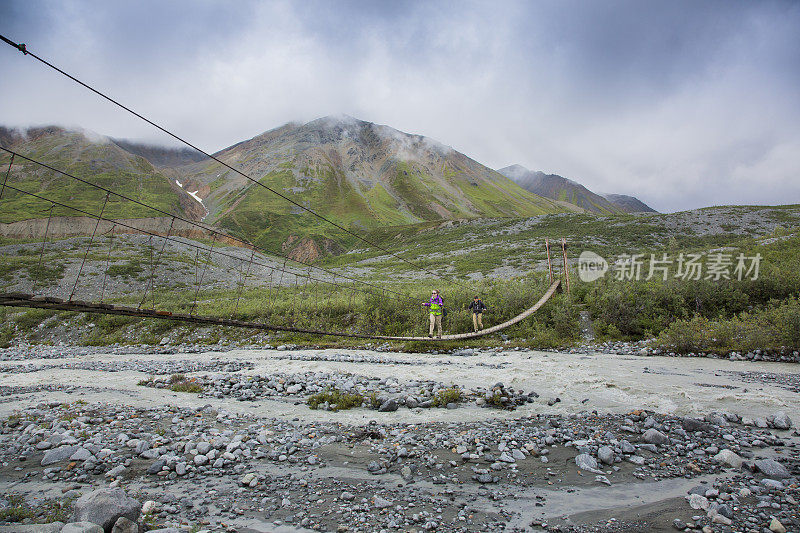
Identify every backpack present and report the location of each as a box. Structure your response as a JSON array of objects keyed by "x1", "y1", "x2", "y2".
[{"x1": 441, "y1": 296, "x2": 448, "y2": 318}]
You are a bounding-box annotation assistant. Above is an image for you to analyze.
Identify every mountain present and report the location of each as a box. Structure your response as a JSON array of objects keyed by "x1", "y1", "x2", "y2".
[
  {"x1": 0, "y1": 126, "x2": 204, "y2": 223},
  {"x1": 603, "y1": 193, "x2": 657, "y2": 213},
  {"x1": 498, "y1": 165, "x2": 622, "y2": 215},
  {"x1": 171, "y1": 116, "x2": 571, "y2": 254},
  {"x1": 111, "y1": 139, "x2": 205, "y2": 168}
]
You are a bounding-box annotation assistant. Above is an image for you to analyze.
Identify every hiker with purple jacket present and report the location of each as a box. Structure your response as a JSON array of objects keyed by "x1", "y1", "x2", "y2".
[{"x1": 422, "y1": 289, "x2": 444, "y2": 338}]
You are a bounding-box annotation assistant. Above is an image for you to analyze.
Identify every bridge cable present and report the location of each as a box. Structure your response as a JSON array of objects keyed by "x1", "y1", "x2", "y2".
[
  {"x1": 0, "y1": 180, "x2": 387, "y2": 310},
  {"x1": 69, "y1": 192, "x2": 109, "y2": 301},
  {"x1": 0, "y1": 34, "x2": 471, "y2": 292},
  {"x1": 0, "y1": 146, "x2": 417, "y2": 303}
]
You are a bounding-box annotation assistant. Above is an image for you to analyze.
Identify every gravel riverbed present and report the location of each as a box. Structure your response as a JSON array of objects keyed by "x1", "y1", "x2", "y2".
[{"x1": 0, "y1": 345, "x2": 797, "y2": 533}]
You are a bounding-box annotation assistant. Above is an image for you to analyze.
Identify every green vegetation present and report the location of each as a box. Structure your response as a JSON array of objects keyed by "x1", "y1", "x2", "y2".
[
  {"x1": 169, "y1": 374, "x2": 203, "y2": 393},
  {"x1": 433, "y1": 386, "x2": 462, "y2": 407},
  {"x1": 0, "y1": 494, "x2": 74, "y2": 523},
  {"x1": 306, "y1": 388, "x2": 364, "y2": 411}
]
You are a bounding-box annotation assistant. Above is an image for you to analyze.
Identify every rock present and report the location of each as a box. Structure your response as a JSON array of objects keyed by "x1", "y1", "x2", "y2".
[
  {"x1": 141, "y1": 501, "x2": 157, "y2": 515},
  {"x1": 105, "y1": 465, "x2": 126, "y2": 478},
  {"x1": 597, "y1": 446, "x2": 614, "y2": 465},
  {"x1": 772, "y1": 411, "x2": 792, "y2": 430},
  {"x1": 373, "y1": 495, "x2": 393, "y2": 509},
  {"x1": 575, "y1": 454, "x2": 604, "y2": 474},
  {"x1": 595, "y1": 475, "x2": 611, "y2": 485},
  {"x1": 378, "y1": 399, "x2": 398, "y2": 412},
  {"x1": 175, "y1": 462, "x2": 186, "y2": 476},
  {"x1": 41, "y1": 445, "x2": 80, "y2": 466},
  {"x1": 70, "y1": 448, "x2": 96, "y2": 462},
  {"x1": 712, "y1": 449, "x2": 744, "y2": 469},
  {"x1": 499, "y1": 452, "x2": 515, "y2": 463},
  {"x1": 111, "y1": 516, "x2": 138, "y2": 533},
  {"x1": 672, "y1": 518, "x2": 686, "y2": 530},
  {"x1": 681, "y1": 417, "x2": 710, "y2": 432},
  {"x1": 687, "y1": 494, "x2": 709, "y2": 510},
  {"x1": 754, "y1": 458, "x2": 790, "y2": 479},
  {"x1": 61, "y1": 523, "x2": 104, "y2": 533},
  {"x1": 769, "y1": 517, "x2": 787, "y2": 533},
  {"x1": 628, "y1": 455, "x2": 645, "y2": 465},
  {"x1": 512, "y1": 449, "x2": 526, "y2": 460},
  {"x1": 193, "y1": 454, "x2": 208, "y2": 466},
  {"x1": 643, "y1": 428, "x2": 668, "y2": 445},
  {"x1": 620, "y1": 440, "x2": 636, "y2": 454},
  {"x1": 72, "y1": 488, "x2": 142, "y2": 532},
  {"x1": 146, "y1": 458, "x2": 166, "y2": 475},
  {"x1": 710, "y1": 513, "x2": 732, "y2": 526},
  {"x1": 340, "y1": 491, "x2": 355, "y2": 501},
  {"x1": 196, "y1": 442, "x2": 212, "y2": 455}
]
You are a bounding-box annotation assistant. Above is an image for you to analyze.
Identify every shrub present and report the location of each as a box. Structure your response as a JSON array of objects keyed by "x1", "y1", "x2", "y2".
[
  {"x1": 307, "y1": 388, "x2": 364, "y2": 411},
  {"x1": 432, "y1": 386, "x2": 462, "y2": 407}
]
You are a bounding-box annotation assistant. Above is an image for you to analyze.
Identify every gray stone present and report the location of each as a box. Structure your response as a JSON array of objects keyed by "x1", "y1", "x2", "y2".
[
  {"x1": 713, "y1": 449, "x2": 744, "y2": 469},
  {"x1": 111, "y1": 516, "x2": 138, "y2": 533},
  {"x1": 105, "y1": 465, "x2": 126, "y2": 478},
  {"x1": 378, "y1": 399, "x2": 398, "y2": 412},
  {"x1": 41, "y1": 445, "x2": 80, "y2": 466},
  {"x1": 754, "y1": 458, "x2": 790, "y2": 479},
  {"x1": 597, "y1": 446, "x2": 614, "y2": 465},
  {"x1": 373, "y1": 496, "x2": 393, "y2": 509},
  {"x1": 643, "y1": 428, "x2": 668, "y2": 445},
  {"x1": 70, "y1": 448, "x2": 96, "y2": 462},
  {"x1": 146, "y1": 458, "x2": 166, "y2": 475},
  {"x1": 61, "y1": 523, "x2": 104, "y2": 533},
  {"x1": 195, "y1": 442, "x2": 211, "y2": 455},
  {"x1": 340, "y1": 491, "x2": 355, "y2": 501},
  {"x1": 193, "y1": 454, "x2": 208, "y2": 466},
  {"x1": 772, "y1": 411, "x2": 792, "y2": 430},
  {"x1": 681, "y1": 417, "x2": 710, "y2": 432},
  {"x1": 620, "y1": 440, "x2": 636, "y2": 454},
  {"x1": 575, "y1": 453, "x2": 604, "y2": 474},
  {"x1": 72, "y1": 488, "x2": 141, "y2": 532}
]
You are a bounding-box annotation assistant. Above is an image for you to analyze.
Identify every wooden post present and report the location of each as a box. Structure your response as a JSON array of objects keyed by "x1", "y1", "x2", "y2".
[
  {"x1": 545, "y1": 238, "x2": 554, "y2": 285},
  {"x1": 561, "y1": 238, "x2": 570, "y2": 294}
]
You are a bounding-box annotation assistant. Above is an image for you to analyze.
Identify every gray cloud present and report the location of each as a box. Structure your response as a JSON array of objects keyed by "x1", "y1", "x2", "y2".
[{"x1": 1, "y1": 0, "x2": 798, "y2": 212}]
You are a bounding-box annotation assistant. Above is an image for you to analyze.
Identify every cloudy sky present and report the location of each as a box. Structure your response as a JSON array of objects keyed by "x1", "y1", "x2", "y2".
[{"x1": 1, "y1": 0, "x2": 798, "y2": 212}]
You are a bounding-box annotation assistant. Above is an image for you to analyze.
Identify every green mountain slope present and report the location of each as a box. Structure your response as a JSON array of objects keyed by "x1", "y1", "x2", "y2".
[
  {"x1": 0, "y1": 126, "x2": 202, "y2": 223},
  {"x1": 173, "y1": 116, "x2": 571, "y2": 252}
]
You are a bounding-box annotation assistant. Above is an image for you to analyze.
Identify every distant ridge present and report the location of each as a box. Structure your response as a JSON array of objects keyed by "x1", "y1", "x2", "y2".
[
  {"x1": 499, "y1": 164, "x2": 657, "y2": 214},
  {"x1": 603, "y1": 193, "x2": 657, "y2": 213},
  {"x1": 498, "y1": 165, "x2": 621, "y2": 214}
]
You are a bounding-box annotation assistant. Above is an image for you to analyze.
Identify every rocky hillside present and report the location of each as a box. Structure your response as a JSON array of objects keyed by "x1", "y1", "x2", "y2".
[
  {"x1": 604, "y1": 193, "x2": 657, "y2": 213},
  {"x1": 169, "y1": 117, "x2": 573, "y2": 252},
  {"x1": 0, "y1": 126, "x2": 204, "y2": 223},
  {"x1": 498, "y1": 165, "x2": 622, "y2": 215}
]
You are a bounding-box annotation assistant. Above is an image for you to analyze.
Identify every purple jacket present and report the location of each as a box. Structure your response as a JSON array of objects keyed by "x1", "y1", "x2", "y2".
[{"x1": 423, "y1": 295, "x2": 443, "y2": 308}]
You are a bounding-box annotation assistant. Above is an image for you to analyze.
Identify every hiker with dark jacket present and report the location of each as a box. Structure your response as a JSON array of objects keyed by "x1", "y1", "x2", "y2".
[
  {"x1": 468, "y1": 296, "x2": 487, "y2": 332},
  {"x1": 422, "y1": 289, "x2": 444, "y2": 338}
]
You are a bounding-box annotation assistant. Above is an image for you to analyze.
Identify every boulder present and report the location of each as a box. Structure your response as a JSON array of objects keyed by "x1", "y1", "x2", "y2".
[
  {"x1": 597, "y1": 446, "x2": 615, "y2": 465},
  {"x1": 754, "y1": 458, "x2": 790, "y2": 479},
  {"x1": 72, "y1": 488, "x2": 141, "y2": 532},
  {"x1": 772, "y1": 411, "x2": 792, "y2": 430},
  {"x1": 41, "y1": 445, "x2": 80, "y2": 466},
  {"x1": 681, "y1": 417, "x2": 710, "y2": 432},
  {"x1": 643, "y1": 428, "x2": 668, "y2": 445},
  {"x1": 712, "y1": 449, "x2": 744, "y2": 469},
  {"x1": 111, "y1": 517, "x2": 138, "y2": 533},
  {"x1": 575, "y1": 453, "x2": 604, "y2": 474}
]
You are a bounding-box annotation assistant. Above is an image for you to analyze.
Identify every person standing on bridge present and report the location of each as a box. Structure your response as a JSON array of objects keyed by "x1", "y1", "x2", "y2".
[
  {"x1": 422, "y1": 289, "x2": 444, "y2": 338},
  {"x1": 469, "y1": 295, "x2": 487, "y2": 332}
]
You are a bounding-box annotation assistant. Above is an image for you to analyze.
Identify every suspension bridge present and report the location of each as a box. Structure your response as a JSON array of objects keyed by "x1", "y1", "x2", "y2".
[{"x1": 0, "y1": 33, "x2": 564, "y2": 341}]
